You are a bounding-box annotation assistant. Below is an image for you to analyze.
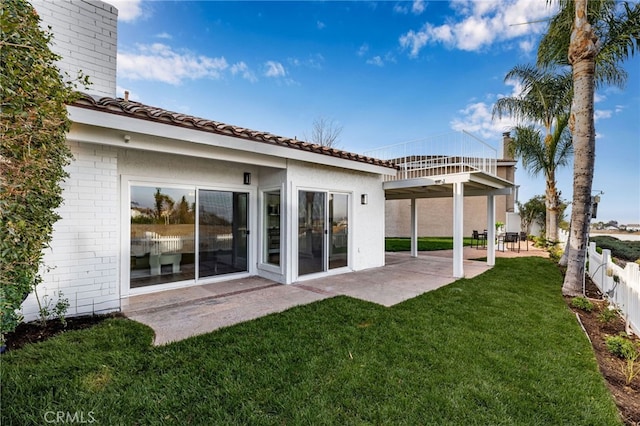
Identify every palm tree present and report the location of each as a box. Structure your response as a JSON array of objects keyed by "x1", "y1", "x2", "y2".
[
  {"x1": 493, "y1": 65, "x2": 573, "y2": 242},
  {"x1": 538, "y1": 0, "x2": 639, "y2": 296}
]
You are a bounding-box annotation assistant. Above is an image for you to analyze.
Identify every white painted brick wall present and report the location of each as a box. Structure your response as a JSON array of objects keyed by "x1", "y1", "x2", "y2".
[
  {"x1": 32, "y1": 0, "x2": 117, "y2": 98},
  {"x1": 20, "y1": 142, "x2": 120, "y2": 322}
]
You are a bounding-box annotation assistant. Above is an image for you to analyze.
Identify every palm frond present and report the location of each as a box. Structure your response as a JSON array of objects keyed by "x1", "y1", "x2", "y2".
[
  {"x1": 512, "y1": 126, "x2": 548, "y2": 176},
  {"x1": 538, "y1": 0, "x2": 637, "y2": 89}
]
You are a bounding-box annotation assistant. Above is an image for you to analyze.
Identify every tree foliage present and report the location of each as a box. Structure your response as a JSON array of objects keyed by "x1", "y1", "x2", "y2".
[
  {"x1": 538, "y1": 0, "x2": 639, "y2": 295},
  {"x1": 517, "y1": 196, "x2": 546, "y2": 234},
  {"x1": 492, "y1": 65, "x2": 573, "y2": 242},
  {"x1": 1, "y1": 0, "x2": 85, "y2": 341},
  {"x1": 538, "y1": 0, "x2": 640, "y2": 89}
]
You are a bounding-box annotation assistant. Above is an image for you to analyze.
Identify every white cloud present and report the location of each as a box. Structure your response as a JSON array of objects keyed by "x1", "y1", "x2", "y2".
[
  {"x1": 357, "y1": 44, "x2": 369, "y2": 57},
  {"x1": 393, "y1": 3, "x2": 409, "y2": 14},
  {"x1": 518, "y1": 38, "x2": 536, "y2": 54},
  {"x1": 264, "y1": 61, "x2": 286, "y2": 78},
  {"x1": 450, "y1": 101, "x2": 517, "y2": 140},
  {"x1": 450, "y1": 80, "x2": 524, "y2": 140},
  {"x1": 594, "y1": 92, "x2": 606, "y2": 103},
  {"x1": 156, "y1": 32, "x2": 172, "y2": 40},
  {"x1": 231, "y1": 61, "x2": 257, "y2": 83},
  {"x1": 366, "y1": 56, "x2": 384, "y2": 67},
  {"x1": 399, "y1": 0, "x2": 555, "y2": 56},
  {"x1": 594, "y1": 110, "x2": 613, "y2": 122},
  {"x1": 399, "y1": 28, "x2": 429, "y2": 58},
  {"x1": 317, "y1": 20, "x2": 326, "y2": 29},
  {"x1": 384, "y1": 51, "x2": 397, "y2": 64},
  {"x1": 394, "y1": 0, "x2": 426, "y2": 15},
  {"x1": 288, "y1": 54, "x2": 324, "y2": 70},
  {"x1": 615, "y1": 105, "x2": 624, "y2": 114},
  {"x1": 108, "y1": 0, "x2": 145, "y2": 22},
  {"x1": 118, "y1": 43, "x2": 228, "y2": 85},
  {"x1": 412, "y1": 0, "x2": 426, "y2": 15}
]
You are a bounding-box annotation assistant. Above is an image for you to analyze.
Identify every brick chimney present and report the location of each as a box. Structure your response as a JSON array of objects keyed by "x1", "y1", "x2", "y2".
[
  {"x1": 502, "y1": 131, "x2": 514, "y2": 161},
  {"x1": 32, "y1": 0, "x2": 118, "y2": 98}
]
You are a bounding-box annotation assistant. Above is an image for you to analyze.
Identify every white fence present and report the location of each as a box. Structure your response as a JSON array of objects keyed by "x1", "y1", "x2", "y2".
[
  {"x1": 587, "y1": 242, "x2": 640, "y2": 336},
  {"x1": 558, "y1": 229, "x2": 569, "y2": 244}
]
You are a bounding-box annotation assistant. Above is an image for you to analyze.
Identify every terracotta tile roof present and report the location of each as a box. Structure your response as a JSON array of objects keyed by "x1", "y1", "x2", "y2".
[{"x1": 71, "y1": 93, "x2": 396, "y2": 169}]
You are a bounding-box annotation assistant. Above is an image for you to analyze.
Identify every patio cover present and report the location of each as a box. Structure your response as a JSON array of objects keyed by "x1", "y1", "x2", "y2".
[{"x1": 384, "y1": 170, "x2": 514, "y2": 278}]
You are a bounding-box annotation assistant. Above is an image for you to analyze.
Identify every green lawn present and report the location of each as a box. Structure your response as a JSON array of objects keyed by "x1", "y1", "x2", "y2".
[
  {"x1": 386, "y1": 236, "x2": 475, "y2": 251},
  {"x1": 1, "y1": 258, "x2": 620, "y2": 425}
]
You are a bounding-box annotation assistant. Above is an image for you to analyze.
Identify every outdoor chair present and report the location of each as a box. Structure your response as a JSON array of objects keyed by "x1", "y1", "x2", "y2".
[
  {"x1": 472, "y1": 230, "x2": 486, "y2": 249},
  {"x1": 519, "y1": 232, "x2": 529, "y2": 251},
  {"x1": 504, "y1": 232, "x2": 520, "y2": 252}
]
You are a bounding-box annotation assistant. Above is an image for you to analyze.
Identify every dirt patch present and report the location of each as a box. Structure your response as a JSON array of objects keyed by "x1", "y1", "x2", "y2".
[
  {"x1": 568, "y1": 275, "x2": 640, "y2": 425},
  {"x1": 2, "y1": 313, "x2": 122, "y2": 353}
]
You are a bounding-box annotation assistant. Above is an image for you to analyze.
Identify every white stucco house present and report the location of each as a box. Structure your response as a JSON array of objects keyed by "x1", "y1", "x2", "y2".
[
  {"x1": 20, "y1": 0, "x2": 395, "y2": 321},
  {"x1": 20, "y1": 0, "x2": 513, "y2": 322}
]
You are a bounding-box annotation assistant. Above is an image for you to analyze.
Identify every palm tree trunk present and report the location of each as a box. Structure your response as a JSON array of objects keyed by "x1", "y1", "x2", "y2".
[
  {"x1": 563, "y1": 0, "x2": 598, "y2": 296},
  {"x1": 545, "y1": 175, "x2": 559, "y2": 242}
]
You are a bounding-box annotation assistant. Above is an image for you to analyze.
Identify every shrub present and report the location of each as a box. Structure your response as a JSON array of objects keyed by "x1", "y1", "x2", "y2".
[
  {"x1": 548, "y1": 245, "x2": 564, "y2": 263},
  {"x1": 590, "y1": 236, "x2": 640, "y2": 262},
  {"x1": 605, "y1": 334, "x2": 637, "y2": 359},
  {"x1": 36, "y1": 290, "x2": 70, "y2": 327},
  {"x1": 605, "y1": 334, "x2": 640, "y2": 385},
  {"x1": 598, "y1": 306, "x2": 619, "y2": 324},
  {"x1": 571, "y1": 297, "x2": 594, "y2": 312},
  {"x1": 0, "y1": 0, "x2": 87, "y2": 343}
]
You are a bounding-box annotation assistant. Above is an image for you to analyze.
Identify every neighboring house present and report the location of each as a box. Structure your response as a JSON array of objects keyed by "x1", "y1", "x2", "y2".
[
  {"x1": 20, "y1": 0, "x2": 513, "y2": 322},
  {"x1": 384, "y1": 133, "x2": 517, "y2": 238}
]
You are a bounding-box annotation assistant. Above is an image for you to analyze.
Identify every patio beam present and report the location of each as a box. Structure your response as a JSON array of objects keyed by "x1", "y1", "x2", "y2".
[
  {"x1": 410, "y1": 198, "x2": 418, "y2": 258},
  {"x1": 486, "y1": 194, "x2": 496, "y2": 266},
  {"x1": 453, "y1": 181, "x2": 464, "y2": 278}
]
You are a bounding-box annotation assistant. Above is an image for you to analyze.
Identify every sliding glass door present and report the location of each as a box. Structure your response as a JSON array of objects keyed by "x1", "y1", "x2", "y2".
[
  {"x1": 130, "y1": 185, "x2": 248, "y2": 289},
  {"x1": 130, "y1": 186, "x2": 196, "y2": 288},
  {"x1": 198, "y1": 190, "x2": 248, "y2": 278},
  {"x1": 298, "y1": 191, "x2": 348, "y2": 276},
  {"x1": 298, "y1": 191, "x2": 325, "y2": 275}
]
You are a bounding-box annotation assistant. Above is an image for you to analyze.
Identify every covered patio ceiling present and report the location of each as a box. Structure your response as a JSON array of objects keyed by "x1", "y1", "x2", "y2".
[{"x1": 383, "y1": 171, "x2": 513, "y2": 200}]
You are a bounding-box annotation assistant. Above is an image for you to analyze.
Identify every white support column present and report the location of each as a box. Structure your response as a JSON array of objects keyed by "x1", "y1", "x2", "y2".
[
  {"x1": 486, "y1": 194, "x2": 496, "y2": 266},
  {"x1": 453, "y1": 182, "x2": 464, "y2": 278},
  {"x1": 410, "y1": 197, "x2": 418, "y2": 258}
]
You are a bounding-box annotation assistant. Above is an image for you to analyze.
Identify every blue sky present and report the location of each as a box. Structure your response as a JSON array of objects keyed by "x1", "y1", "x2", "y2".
[{"x1": 110, "y1": 0, "x2": 640, "y2": 225}]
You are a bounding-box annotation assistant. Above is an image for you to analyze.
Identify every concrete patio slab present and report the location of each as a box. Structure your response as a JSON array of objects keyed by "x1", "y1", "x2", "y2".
[
  {"x1": 299, "y1": 253, "x2": 489, "y2": 307},
  {"x1": 123, "y1": 248, "x2": 546, "y2": 345},
  {"x1": 123, "y1": 277, "x2": 332, "y2": 345}
]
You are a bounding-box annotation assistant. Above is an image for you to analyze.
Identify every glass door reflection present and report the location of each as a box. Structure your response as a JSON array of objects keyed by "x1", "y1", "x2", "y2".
[
  {"x1": 198, "y1": 190, "x2": 248, "y2": 278},
  {"x1": 329, "y1": 193, "x2": 348, "y2": 269},
  {"x1": 298, "y1": 191, "x2": 325, "y2": 275}
]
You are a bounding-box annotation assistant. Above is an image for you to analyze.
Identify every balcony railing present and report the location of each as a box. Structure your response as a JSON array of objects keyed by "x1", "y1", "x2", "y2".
[{"x1": 364, "y1": 131, "x2": 497, "y2": 182}]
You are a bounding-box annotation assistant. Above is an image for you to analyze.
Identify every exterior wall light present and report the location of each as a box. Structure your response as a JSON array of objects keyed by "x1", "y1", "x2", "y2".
[
  {"x1": 361, "y1": 194, "x2": 368, "y2": 205},
  {"x1": 243, "y1": 172, "x2": 251, "y2": 185}
]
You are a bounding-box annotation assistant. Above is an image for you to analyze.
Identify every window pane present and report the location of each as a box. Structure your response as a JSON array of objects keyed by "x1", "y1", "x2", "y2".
[
  {"x1": 264, "y1": 191, "x2": 281, "y2": 266},
  {"x1": 130, "y1": 186, "x2": 195, "y2": 288},
  {"x1": 329, "y1": 194, "x2": 348, "y2": 269},
  {"x1": 298, "y1": 191, "x2": 325, "y2": 275}
]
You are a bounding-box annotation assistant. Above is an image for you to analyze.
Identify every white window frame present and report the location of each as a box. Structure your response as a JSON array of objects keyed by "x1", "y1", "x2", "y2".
[{"x1": 121, "y1": 175, "x2": 256, "y2": 297}]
